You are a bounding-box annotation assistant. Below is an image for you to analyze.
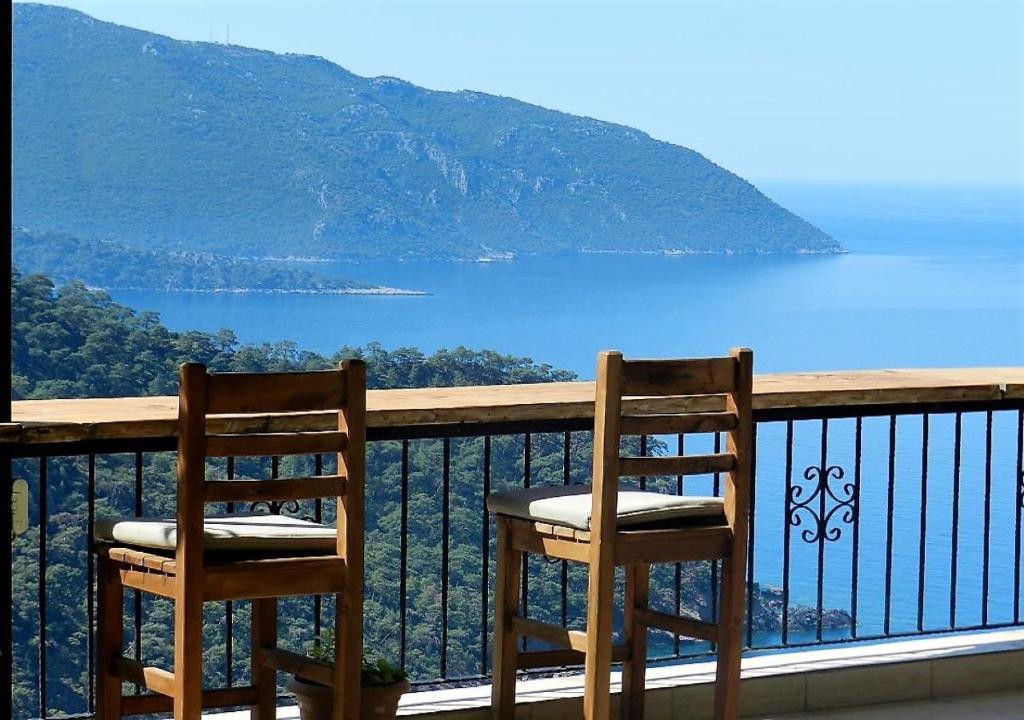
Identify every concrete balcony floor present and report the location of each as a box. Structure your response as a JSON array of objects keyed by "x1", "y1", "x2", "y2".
[{"x1": 757, "y1": 690, "x2": 1023, "y2": 719}]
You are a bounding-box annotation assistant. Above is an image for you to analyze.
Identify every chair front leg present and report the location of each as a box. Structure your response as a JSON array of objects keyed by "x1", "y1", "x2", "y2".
[
  {"x1": 251, "y1": 598, "x2": 277, "y2": 720},
  {"x1": 173, "y1": 588, "x2": 204, "y2": 720},
  {"x1": 621, "y1": 564, "x2": 650, "y2": 720},
  {"x1": 713, "y1": 553, "x2": 745, "y2": 720},
  {"x1": 491, "y1": 518, "x2": 521, "y2": 720},
  {"x1": 96, "y1": 557, "x2": 124, "y2": 720},
  {"x1": 582, "y1": 550, "x2": 616, "y2": 720}
]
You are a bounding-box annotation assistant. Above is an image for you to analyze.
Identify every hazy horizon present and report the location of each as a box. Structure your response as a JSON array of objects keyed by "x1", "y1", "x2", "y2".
[{"x1": 16, "y1": 0, "x2": 1024, "y2": 189}]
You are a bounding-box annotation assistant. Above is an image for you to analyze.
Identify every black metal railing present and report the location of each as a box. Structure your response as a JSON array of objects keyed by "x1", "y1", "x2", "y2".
[{"x1": 8, "y1": 397, "x2": 1024, "y2": 719}]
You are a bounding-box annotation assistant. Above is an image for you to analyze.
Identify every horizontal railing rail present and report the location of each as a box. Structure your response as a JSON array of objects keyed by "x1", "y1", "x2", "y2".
[{"x1": 6, "y1": 369, "x2": 1024, "y2": 720}]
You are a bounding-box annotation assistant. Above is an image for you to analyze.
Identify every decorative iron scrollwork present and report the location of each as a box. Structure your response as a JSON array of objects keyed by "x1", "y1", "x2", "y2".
[
  {"x1": 787, "y1": 465, "x2": 857, "y2": 544},
  {"x1": 249, "y1": 499, "x2": 302, "y2": 516}
]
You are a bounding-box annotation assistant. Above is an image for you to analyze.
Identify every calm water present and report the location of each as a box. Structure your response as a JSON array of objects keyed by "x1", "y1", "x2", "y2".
[
  {"x1": 112, "y1": 188, "x2": 1024, "y2": 642},
  {"x1": 114, "y1": 217, "x2": 1023, "y2": 378}
]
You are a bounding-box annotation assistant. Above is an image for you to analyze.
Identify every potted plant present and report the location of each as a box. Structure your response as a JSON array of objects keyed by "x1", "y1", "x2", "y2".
[{"x1": 286, "y1": 630, "x2": 410, "y2": 720}]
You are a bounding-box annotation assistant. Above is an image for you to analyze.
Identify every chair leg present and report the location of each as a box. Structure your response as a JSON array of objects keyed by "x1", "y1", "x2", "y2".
[
  {"x1": 96, "y1": 557, "x2": 123, "y2": 720},
  {"x1": 173, "y1": 583, "x2": 204, "y2": 720},
  {"x1": 621, "y1": 564, "x2": 650, "y2": 720},
  {"x1": 491, "y1": 518, "x2": 522, "y2": 720},
  {"x1": 713, "y1": 554, "x2": 745, "y2": 720},
  {"x1": 251, "y1": 599, "x2": 277, "y2": 720},
  {"x1": 582, "y1": 550, "x2": 616, "y2": 720},
  {"x1": 333, "y1": 586, "x2": 362, "y2": 720}
]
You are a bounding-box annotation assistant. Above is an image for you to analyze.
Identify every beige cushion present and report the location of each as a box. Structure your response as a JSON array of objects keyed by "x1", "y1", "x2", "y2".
[
  {"x1": 95, "y1": 512, "x2": 337, "y2": 553},
  {"x1": 487, "y1": 485, "x2": 724, "y2": 531}
]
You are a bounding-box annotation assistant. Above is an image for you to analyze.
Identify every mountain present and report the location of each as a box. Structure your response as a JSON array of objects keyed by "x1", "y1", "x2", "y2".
[
  {"x1": 12, "y1": 3, "x2": 841, "y2": 259},
  {"x1": 11, "y1": 226, "x2": 423, "y2": 294}
]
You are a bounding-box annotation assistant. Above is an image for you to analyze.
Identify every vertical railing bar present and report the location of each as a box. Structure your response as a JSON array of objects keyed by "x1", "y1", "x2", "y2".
[
  {"x1": 917, "y1": 414, "x2": 929, "y2": 632},
  {"x1": 38, "y1": 456, "x2": 47, "y2": 720},
  {"x1": 884, "y1": 415, "x2": 896, "y2": 636},
  {"x1": 480, "y1": 436, "x2": 492, "y2": 675},
  {"x1": 639, "y1": 433, "x2": 648, "y2": 491},
  {"x1": 313, "y1": 453, "x2": 323, "y2": 651},
  {"x1": 710, "y1": 432, "x2": 720, "y2": 633},
  {"x1": 399, "y1": 440, "x2": 409, "y2": 669},
  {"x1": 850, "y1": 418, "x2": 862, "y2": 639},
  {"x1": 225, "y1": 455, "x2": 235, "y2": 687},
  {"x1": 133, "y1": 451, "x2": 143, "y2": 694},
  {"x1": 674, "y1": 432, "x2": 684, "y2": 656},
  {"x1": 1015, "y1": 409, "x2": 1023, "y2": 625},
  {"x1": 982, "y1": 411, "x2": 993, "y2": 626},
  {"x1": 521, "y1": 433, "x2": 531, "y2": 651},
  {"x1": 560, "y1": 431, "x2": 570, "y2": 630},
  {"x1": 950, "y1": 413, "x2": 962, "y2": 629},
  {"x1": 87, "y1": 454, "x2": 96, "y2": 713},
  {"x1": 781, "y1": 421, "x2": 793, "y2": 645},
  {"x1": 440, "y1": 437, "x2": 451, "y2": 678},
  {"x1": 816, "y1": 419, "x2": 827, "y2": 642},
  {"x1": 745, "y1": 422, "x2": 757, "y2": 648}
]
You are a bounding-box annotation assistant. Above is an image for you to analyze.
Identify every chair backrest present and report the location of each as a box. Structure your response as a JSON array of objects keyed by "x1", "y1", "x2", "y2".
[
  {"x1": 175, "y1": 360, "x2": 366, "y2": 566},
  {"x1": 590, "y1": 349, "x2": 753, "y2": 543}
]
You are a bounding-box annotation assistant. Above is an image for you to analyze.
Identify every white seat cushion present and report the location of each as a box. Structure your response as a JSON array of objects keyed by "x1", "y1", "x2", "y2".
[
  {"x1": 487, "y1": 485, "x2": 724, "y2": 531},
  {"x1": 95, "y1": 512, "x2": 337, "y2": 553}
]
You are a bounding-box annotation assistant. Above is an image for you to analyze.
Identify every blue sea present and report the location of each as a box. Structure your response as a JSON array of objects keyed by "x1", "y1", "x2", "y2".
[{"x1": 112, "y1": 183, "x2": 1024, "y2": 645}]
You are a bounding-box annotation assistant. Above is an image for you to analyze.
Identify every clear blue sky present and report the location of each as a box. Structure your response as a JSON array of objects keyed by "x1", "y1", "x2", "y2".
[{"x1": 27, "y1": 0, "x2": 1024, "y2": 186}]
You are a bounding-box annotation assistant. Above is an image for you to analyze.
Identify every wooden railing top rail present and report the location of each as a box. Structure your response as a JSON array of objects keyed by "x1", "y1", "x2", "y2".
[{"x1": 2, "y1": 368, "x2": 1022, "y2": 446}]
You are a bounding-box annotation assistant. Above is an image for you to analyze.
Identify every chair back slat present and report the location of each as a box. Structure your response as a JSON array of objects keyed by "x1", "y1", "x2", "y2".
[
  {"x1": 619, "y1": 411, "x2": 737, "y2": 436},
  {"x1": 205, "y1": 430, "x2": 348, "y2": 457},
  {"x1": 203, "y1": 475, "x2": 347, "y2": 504},
  {"x1": 620, "y1": 357, "x2": 736, "y2": 397},
  {"x1": 618, "y1": 453, "x2": 736, "y2": 478},
  {"x1": 206, "y1": 369, "x2": 347, "y2": 415}
]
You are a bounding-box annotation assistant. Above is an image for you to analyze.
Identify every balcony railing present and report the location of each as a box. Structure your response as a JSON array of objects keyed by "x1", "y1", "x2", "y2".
[{"x1": 5, "y1": 368, "x2": 1023, "y2": 719}]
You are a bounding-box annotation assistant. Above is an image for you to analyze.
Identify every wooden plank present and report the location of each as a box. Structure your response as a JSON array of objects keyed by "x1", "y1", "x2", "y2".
[
  {"x1": 621, "y1": 357, "x2": 736, "y2": 397},
  {"x1": 618, "y1": 453, "x2": 735, "y2": 477},
  {"x1": 206, "y1": 369, "x2": 346, "y2": 414},
  {"x1": 5, "y1": 368, "x2": 1023, "y2": 446},
  {"x1": 113, "y1": 657, "x2": 176, "y2": 697},
  {"x1": 104, "y1": 546, "x2": 176, "y2": 574},
  {"x1": 205, "y1": 430, "x2": 347, "y2": 457},
  {"x1": 509, "y1": 521, "x2": 591, "y2": 562},
  {"x1": 634, "y1": 608, "x2": 718, "y2": 642},
  {"x1": 620, "y1": 411, "x2": 737, "y2": 436},
  {"x1": 261, "y1": 647, "x2": 334, "y2": 687},
  {"x1": 204, "y1": 475, "x2": 346, "y2": 503},
  {"x1": 121, "y1": 687, "x2": 260, "y2": 716},
  {"x1": 204, "y1": 556, "x2": 347, "y2": 601},
  {"x1": 119, "y1": 567, "x2": 176, "y2": 598},
  {"x1": 516, "y1": 644, "x2": 632, "y2": 670},
  {"x1": 510, "y1": 616, "x2": 589, "y2": 653},
  {"x1": 614, "y1": 526, "x2": 732, "y2": 565}
]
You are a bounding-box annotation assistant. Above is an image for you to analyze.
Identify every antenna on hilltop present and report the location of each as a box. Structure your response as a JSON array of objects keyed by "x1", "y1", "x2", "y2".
[{"x1": 226, "y1": 24, "x2": 230, "y2": 45}]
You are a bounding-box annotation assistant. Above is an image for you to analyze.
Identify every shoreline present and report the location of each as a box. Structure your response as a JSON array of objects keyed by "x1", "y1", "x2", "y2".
[{"x1": 88, "y1": 285, "x2": 428, "y2": 296}]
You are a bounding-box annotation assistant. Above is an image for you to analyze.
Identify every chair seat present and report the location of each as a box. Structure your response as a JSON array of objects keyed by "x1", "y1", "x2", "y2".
[
  {"x1": 95, "y1": 512, "x2": 337, "y2": 553},
  {"x1": 487, "y1": 485, "x2": 724, "y2": 531}
]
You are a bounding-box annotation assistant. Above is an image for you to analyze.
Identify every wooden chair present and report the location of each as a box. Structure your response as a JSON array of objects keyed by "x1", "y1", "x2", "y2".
[
  {"x1": 94, "y1": 361, "x2": 366, "y2": 720},
  {"x1": 488, "y1": 349, "x2": 753, "y2": 720}
]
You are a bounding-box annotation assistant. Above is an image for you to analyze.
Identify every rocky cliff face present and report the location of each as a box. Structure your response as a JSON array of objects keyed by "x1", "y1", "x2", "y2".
[{"x1": 12, "y1": 3, "x2": 841, "y2": 259}]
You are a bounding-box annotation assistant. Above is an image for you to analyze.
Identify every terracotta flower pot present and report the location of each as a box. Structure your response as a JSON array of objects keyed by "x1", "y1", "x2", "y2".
[{"x1": 287, "y1": 675, "x2": 410, "y2": 720}]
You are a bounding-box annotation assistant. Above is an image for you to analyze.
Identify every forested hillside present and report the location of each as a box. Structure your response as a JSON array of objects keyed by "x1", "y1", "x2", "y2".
[
  {"x1": 12, "y1": 226, "x2": 422, "y2": 294},
  {"x1": 12, "y1": 4, "x2": 840, "y2": 260}
]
